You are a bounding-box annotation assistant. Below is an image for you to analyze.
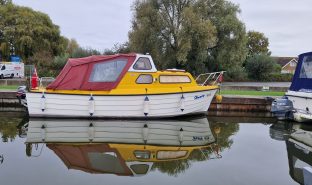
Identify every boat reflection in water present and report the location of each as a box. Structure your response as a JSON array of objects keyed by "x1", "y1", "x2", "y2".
[
  {"x1": 285, "y1": 124, "x2": 312, "y2": 184},
  {"x1": 25, "y1": 117, "x2": 221, "y2": 176}
]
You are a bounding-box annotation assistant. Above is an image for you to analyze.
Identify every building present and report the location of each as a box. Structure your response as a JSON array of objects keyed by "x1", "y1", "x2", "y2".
[{"x1": 274, "y1": 57, "x2": 298, "y2": 74}]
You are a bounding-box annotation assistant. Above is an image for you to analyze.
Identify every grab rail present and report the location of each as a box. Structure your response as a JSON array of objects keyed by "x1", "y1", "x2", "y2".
[
  {"x1": 39, "y1": 77, "x2": 55, "y2": 88},
  {"x1": 196, "y1": 71, "x2": 225, "y2": 86}
]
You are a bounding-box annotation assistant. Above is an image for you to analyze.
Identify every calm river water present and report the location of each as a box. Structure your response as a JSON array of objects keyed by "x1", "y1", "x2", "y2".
[{"x1": 0, "y1": 112, "x2": 311, "y2": 185}]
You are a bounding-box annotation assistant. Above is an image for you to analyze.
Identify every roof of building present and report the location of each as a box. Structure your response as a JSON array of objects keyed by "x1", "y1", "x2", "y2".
[{"x1": 273, "y1": 57, "x2": 298, "y2": 67}]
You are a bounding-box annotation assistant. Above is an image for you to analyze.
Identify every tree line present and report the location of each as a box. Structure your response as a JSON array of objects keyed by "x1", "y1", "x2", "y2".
[{"x1": 0, "y1": 0, "x2": 287, "y2": 81}]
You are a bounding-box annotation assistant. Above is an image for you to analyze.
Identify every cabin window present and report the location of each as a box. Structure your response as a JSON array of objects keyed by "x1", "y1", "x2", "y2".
[
  {"x1": 1, "y1": 65, "x2": 5, "y2": 70},
  {"x1": 133, "y1": 57, "x2": 152, "y2": 70},
  {"x1": 130, "y1": 164, "x2": 149, "y2": 175},
  {"x1": 136, "y1": 74, "x2": 153, "y2": 84},
  {"x1": 156, "y1": 151, "x2": 187, "y2": 160},
  {"x1": 159, "y1": 75, "x2": 191, "y2": 83},
  {"x1": 89, "y1": 60, "x2": 127, "y2": 82},
  {"x1": 299, "y1": 56, "x2": 312, "y2": 78},
  {"x1": 134, "y1": 151, "x2": 151, "y2": 159},
  {"x1": 88, "y1": 152, "x2": 125, "y2": 173}
]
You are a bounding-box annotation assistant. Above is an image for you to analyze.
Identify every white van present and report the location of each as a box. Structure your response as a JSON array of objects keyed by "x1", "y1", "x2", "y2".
[{"x1": 0, "y1": 62, "x2": 24, "y2": 79}]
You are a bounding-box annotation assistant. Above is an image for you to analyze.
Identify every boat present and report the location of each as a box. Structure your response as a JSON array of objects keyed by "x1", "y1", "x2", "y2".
[
  {"x1": 271, "y1": 52, "x2": 312, "y2": 122},
  {"x1": 286, "y1": 125, "x2": 312, "y2": 184},
  {"x1": 26, "y1": 53, "x2": 220, "y2": 118},
  {"x1": 25, "y1": 118, "x2": 220, "y2": 176}
]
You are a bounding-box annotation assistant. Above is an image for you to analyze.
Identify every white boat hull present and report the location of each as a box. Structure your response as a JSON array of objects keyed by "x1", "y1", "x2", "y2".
[
  {"x1": 26, "y1": 89, "x2": 217, "y2": 118},
  {"x1": 286, "y1": 90, "x2": 312, "y2": 122},
  {"x1": 25, "y1": 118, "x2": 215, "y2": 146}
]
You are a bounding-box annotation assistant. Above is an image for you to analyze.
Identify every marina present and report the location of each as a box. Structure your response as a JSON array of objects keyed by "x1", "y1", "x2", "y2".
[
  {"x1": 0, "y1": 112, "x2": 308, "y2": 185},
  {"x1": 1, "y1": 0, "x2": 312, "y2": 184}
]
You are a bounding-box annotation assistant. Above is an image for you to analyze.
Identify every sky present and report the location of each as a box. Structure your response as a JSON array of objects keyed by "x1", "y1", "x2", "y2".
[{"x1": 13, "y1": 0, "x2": 312, "y2": 57}]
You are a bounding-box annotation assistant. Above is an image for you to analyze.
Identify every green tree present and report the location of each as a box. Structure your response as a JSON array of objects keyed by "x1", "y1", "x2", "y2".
[
  {"x1": 0, "y1": 0, "x2": 12, "y2": 5},
  {"x1": 0, "y1": 3, "x2": 67, "y2": 61},
  {"x1": 0, "y1": 117, "x2": 22, "y2": 142},
  {"x1": 129, "y1": 0, "x2": 247, "y2": 76},
  {"x1": 245, "y1": 54, "x2": 279, "y2": 81},
  {"x1": 129, "y1": 0, "x2": 218, "y2": 74},
  {"x1": 151, "y1": 121, "x2": 239, "y2": 176},
  {"x1": 66, "y1": 38, "x2": 79, "y2": 56},
  {"x1": 48, "y1": 47, "x2": 101, "y2": 77},
  {"x1": 198, "y1": 0, "x2": 247, "y2": 74},
  {"x1": 246, "y1": 31, "x2": 270, "y2": 57}
]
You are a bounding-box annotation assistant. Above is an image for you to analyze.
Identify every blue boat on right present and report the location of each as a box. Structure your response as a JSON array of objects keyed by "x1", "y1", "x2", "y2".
[{"x1": 272, "y1": 52, "x2": 312, "y2": 122}]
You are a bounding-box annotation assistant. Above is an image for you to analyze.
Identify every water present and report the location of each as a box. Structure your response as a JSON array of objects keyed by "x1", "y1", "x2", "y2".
[{"x1": 0, "y1": 112, "x2": 310, "y2": 185}]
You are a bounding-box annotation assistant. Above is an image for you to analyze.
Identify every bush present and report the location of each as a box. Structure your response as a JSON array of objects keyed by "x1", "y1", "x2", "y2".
[
  {"x1": 269, "y1": 73, "x2": 293, "y2": 82},
  {"x1": 245, "y1": 54, "x2": 280, "y2": 81},
  {"x1": 224, "y1": 66, "x2": 248, "y2": 81}
]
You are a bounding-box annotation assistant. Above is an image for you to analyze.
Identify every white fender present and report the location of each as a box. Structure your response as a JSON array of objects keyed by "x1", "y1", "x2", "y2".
[
  {"x1": 40, "y1": 124, "x2": 46, "y2": 142},
  {"x1": 40, "y1": 93, "x2": 46, "y2": 112},
  {"x1": 88, "y1": 123, "x2": 95, "y2": 141},
  {"x1": 89, "y1": 95, "x2": 95, "y2": 116},
  {"x1": 180, "y1": 95, "x2": 185, "y2": 112},
  {"x1": 142, "y1": 124, "x2": 149, "y2": 143},
  {"x1": 143, "y1": 96, "x2": 149, "y2": 116},
  {"x1": 179, "y1": 128, "x2": 184, "y2": 143}
]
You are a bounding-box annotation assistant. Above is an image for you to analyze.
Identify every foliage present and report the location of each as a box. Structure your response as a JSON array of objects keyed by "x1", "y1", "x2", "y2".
[
  {"x1": 103, "y1": 42, "x2": 131, "y2": 55},
  {"x1": 246, "y1": 31, "x2": 270, "y2": 57},
  {"x1": 0, "y1": 0, "x2": 11, "y2": 5},
  {"x1": 66, "y1": 38, "x2": 79, "y2": 55},
  {"x1": 0, "y1": 3, "x2": 67, "y2": 61},
  {"x1": 224, "y1": 66, "x2": 248, "y2": 81},
  {"x1": 202, "y1": 0, "x2": 248, "y2": 73},
  {"x1": 210, "y1": 122, "x2": 239, "y2": 151},
  {"x1": 245, "y1": 54, "x2": 280, "y2": 81},
  {"x1": 27, "y1": 50, "x2": 55, "y2": 76},
  {"x1": 151, "y1": 120, "x2": 239, "y2": 176},
  {"x1": 47, "y1": 47, "x2": 101, "y2": 76},
  {"x1": 0, "y1": 117, "x2": 20, "y2": 142},
  {"x1": 269, "y1": 73, "x2": 293, "y2": 82},
  {"x1": 130, "y1": 0, "x2": 237, "y2": 74}
]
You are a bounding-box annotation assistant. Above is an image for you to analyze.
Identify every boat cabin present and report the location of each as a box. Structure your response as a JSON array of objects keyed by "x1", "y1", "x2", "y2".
[{"x1": 45, "y1": 53, "x2": 203, "y2": 95}]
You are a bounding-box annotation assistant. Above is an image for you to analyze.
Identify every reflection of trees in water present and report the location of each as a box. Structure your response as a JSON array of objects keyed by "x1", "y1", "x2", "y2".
[
  {"x1": 152, "y1": 159, "x2": 190, "y2": 176},
  {"x1": 152, "y1": 122, "x2": 239, "y2": 176},
  {"x1": 211, "y1": 122, "x2": 239, "y2": 152},
  {"x1": 0, "y1": 117, "x2": 24, "y2": 142}
]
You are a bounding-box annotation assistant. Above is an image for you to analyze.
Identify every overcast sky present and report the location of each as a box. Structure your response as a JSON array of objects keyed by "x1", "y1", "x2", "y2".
[{"x1": 13, "y1": 0, "x2": 312, "y2": 57}]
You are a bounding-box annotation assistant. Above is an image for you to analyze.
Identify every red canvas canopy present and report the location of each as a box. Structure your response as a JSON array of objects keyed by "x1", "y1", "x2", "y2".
[{"x1": 47, "y1": 54, "x2": 136, "y2": 91}]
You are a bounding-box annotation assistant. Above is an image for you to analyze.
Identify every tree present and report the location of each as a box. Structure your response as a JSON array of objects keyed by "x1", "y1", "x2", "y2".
[
  {"x1": 66, "y1": 38, "x2": 79, "y2": 55},
  {"x1": 129, "y1": 0, "x2": 247, "y2": 76},
  {"x1": 245, "y1": 54, "x2": 279, "y2": 81},
  {"x1": 0, "y1": 0, "x2": 12, "y2": 5},
  {"x1": 198, "y1": 0, "x2": 247, "y2": 73},
  {"x1": 129, "y1": 0, "x2": 218, "y2": 74},
  {"x1": 246, "y1": 31, "x2": 270, "y2": 57},
  {"x1": 0, "y1": 4, "x2": 67, "y2": 61}
]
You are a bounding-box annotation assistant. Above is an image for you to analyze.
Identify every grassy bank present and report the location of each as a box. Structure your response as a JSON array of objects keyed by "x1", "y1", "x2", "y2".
[
  {"x1": 220, "y1": 90, "x2": 285, "y2": 96},
  {"x1": 0, "y1": 85, "x2": 19, "y2": 90}
]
